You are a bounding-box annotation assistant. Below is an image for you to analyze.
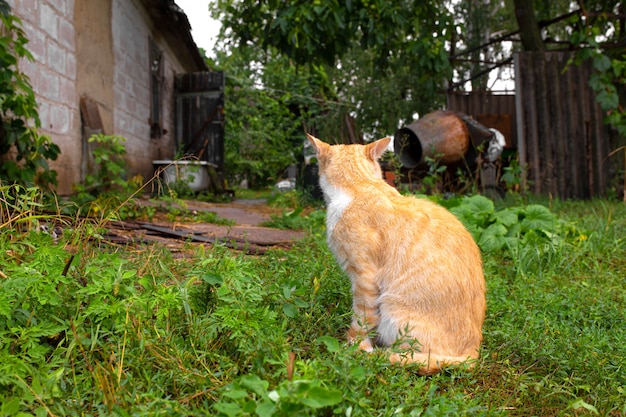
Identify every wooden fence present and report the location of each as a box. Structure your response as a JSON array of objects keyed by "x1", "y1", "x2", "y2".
[
  {"x1": 447, "y1": 52, "x2": 615, "y2": 199},
  {"x1": 515, "y1": 51, "x2": 610, "y2": 199},
  {"x1": 446, "y1": 91, "x2": 517, "y2": 149}
]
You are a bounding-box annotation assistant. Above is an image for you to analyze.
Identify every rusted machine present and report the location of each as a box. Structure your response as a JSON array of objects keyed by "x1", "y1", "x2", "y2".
[
  {"x1": 394, "y1": 110, "x2": 498, "y2": 168},
  {"x1": 393, "y1": 110, "x2": 505, "y2": 194}
]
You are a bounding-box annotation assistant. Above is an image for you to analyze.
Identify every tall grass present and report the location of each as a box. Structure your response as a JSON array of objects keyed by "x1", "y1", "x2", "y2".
[{"x1": 0, "y1": 185, "x2": 624, "y2": 416}]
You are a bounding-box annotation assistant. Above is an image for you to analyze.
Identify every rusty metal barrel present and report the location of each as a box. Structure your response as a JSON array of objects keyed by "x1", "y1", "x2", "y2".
[{"x1": 393, "y1": 110, "x2": 470, "y2": 168}]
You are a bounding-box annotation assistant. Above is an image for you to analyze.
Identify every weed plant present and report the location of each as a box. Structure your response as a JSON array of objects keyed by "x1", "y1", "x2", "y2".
[
  {"x1": 262, "y1": 190, "x2": 326, "y2": 231},
  {"x1": 164, "y1": 206, "x2": 235, "y2": 226},
  {"x1": 0, "y1": 185, "x2": 625, "y2": 416}
]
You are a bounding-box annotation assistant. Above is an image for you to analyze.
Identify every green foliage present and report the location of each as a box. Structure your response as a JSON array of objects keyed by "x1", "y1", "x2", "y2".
[
  {"x1": 216, "y1": 50, "x2": 306, "y2": 188},
  {"x1": 570, "y1": 29, "x2": 626, "y2": 138},
  {"x1": 0, "y1": 2, "x2": 60, "y2": 188},
  {"x1": 262, "y1": 207, "x2": 325, "y2": 232},
  {"x1": 213, "y1": 0, "x2": 450, "y2": 67},
  {"x1": 76, "y1": 133, "x2": 131, "y2": 194},
  {"x1": 262, "y1": 190, "x2": 325, "y2": 231},
  {"x1": 69, "y1": 134, "x2": 152, "y2": 221},
  {"x1": 440, "y1": 194, "x2": 583, "y2": 256},
  {"x1": 215, "y1": 373, "x2": 344, "y2": 416},
  {"x1": 324, "y1": 24, "x2": 451, "y2": 136},
  {"x1": 1, "y1": 188, "x2": 625, "y2": 415},
  {"x1": 0, "y1": 183, "x2": 50, "y2": 229},
  {"x1": 500, "y1": 157, "x2": 525, "y2": 191},
  {"x1": 164, "y1": 206, "x2": 235, "y2": 226},
  {"x1": 454, "y1": 0, "x2": 514, "y2": 90},
  {"x1": 481, "y1": 199, "x2": 626, "y2": 416},
  {"x1": 418, "y1": 154, "x2": 448, "y2": 193},
  {"x1": 211, "y1": 0, "x2": 453, "y2": 173}
]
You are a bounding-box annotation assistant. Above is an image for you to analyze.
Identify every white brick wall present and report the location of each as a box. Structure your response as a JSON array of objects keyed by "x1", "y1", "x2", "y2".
[
  {"x1": 111, "y1": 0, "x2": 191, "y2": 183},
  {"x1": 112, "y1": 0, "x2": 152, "y2": 178}
]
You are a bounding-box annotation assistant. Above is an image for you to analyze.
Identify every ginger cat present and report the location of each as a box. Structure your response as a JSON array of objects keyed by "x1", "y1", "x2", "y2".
[{"x1": 307, "y1": 134, "x2": 486, "y2": 375}]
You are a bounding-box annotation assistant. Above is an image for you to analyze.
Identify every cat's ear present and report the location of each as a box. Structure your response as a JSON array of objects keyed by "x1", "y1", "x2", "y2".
[
  {"x1": 306, "y1": 133, "x2": 328, "y2": 155},
  {"x1": 367, "y1": 137, "x2": 392, "y2": 160}
]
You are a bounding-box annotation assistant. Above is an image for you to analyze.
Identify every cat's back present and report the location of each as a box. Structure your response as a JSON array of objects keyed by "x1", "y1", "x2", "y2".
[{"x1": 340, "y1": 188, "x2": 476, "y2": 253}]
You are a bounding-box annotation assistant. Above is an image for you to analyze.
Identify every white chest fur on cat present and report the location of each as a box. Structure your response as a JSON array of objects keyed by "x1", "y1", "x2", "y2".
[{"x1": 319, "y1": 174, "x2": 352, "y2": 236}]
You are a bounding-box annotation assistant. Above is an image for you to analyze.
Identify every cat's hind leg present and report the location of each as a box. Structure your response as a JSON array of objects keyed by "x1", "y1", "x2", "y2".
[{"x1": 344, "y1": 265, "x2": 381, "y2": 352}]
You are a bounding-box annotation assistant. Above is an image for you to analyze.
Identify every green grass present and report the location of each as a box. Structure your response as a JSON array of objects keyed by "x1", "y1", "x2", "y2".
[{"x1": 1, "y1": 186, "x2": 625, "y2": 416}]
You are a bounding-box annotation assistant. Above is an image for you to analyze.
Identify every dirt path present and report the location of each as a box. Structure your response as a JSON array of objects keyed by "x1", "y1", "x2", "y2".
[{"x1": 104, "y1": 199, "x2": 307, "y2": 255}]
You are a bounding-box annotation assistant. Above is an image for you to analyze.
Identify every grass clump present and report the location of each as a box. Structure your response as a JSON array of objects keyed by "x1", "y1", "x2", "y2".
[
  {"x1": 261, "y1": 190, "x2": 325, "y2": 231},
  {"x1": 0, "y1": 184, "x2": 625, "y2": 416}
]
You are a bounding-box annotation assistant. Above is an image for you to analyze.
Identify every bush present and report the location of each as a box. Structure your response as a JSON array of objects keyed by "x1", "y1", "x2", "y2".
[{"x1": 0, "y1": 2, "x2": 60, "y2": 188}]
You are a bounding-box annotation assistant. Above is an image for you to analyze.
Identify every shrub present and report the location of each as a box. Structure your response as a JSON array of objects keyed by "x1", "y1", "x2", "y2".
[{"x1": 0, "y1": 2, "x2": 60, "y2": 188}]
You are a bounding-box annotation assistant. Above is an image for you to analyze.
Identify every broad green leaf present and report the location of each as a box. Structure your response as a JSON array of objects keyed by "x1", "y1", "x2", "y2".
[
  {"x1": 283, "y1": 302, "x2": 298, "y2": 318},
  {"x1": 350, "y1": 366, "x2": 367, "y2": 381},
  {"x1": 491, "y1": 208, "x2": 519, "y2": 227},
  {"x1": 318, "y1": 335, "x2": 342, "y2": 353},
  {"x1": 300, "y1": 386, "x2": 343, "y2": 408},
  {"x1": 241, "y1": 400, "x2": 256, "y2": 413},
  {"x1": 506, "y1": 223, "x2": 522, "y2": 238},
  {"x1": 477, "y1": 223, "x2": 508, "y2": 252},
  {"x1": 592, "y1": 54, "x2": 611, "y2": 72},
  {"x1": 240, "y1": 374, "x2": 270, "y2": 399},
  {"x1": 201, "y1": 273, "x2": 223, "y2": 286},
  {"x1": 256, "y1": 401, "x2": 277, "y2": 417},
  {"x1": 502, "y1": 236, "x2": 519, "y2": 250},
  {"x1": 0, "y1": 398, "x2": 21, "y2": 415},
  {"x1": 436, "y1": 196, "x2": 461, "y2": 210},
  {"x1": 223, "y1": 389, "x2": 248, "y2": 400},
  {"x1": 596, "y1": 88, "x2": 619, "y2": 111},
  {"x1": 462, "y1": 222, "x2": 483, "y2": 243},
  {"x1": 588, "y1": 73, "x2": 605, "y2": 91},
  {"x1": 450, "y1": 206, "x2": 472, "y2": 221},
  {"x1": 452, "y1": 195, "x2": 494, "y2": 231},
  {"x1": 214, "y1": 402, "x2": 243, "y2": 417},
  {"x1": 293, "y1": 298, "x2": 309, "y2": 308},
  {"x1": 521, "y1": 205, "x2": 555, "y2": 232},
  {"x1": 463, "y1": 195, "x2": 494, "y2": 217}
]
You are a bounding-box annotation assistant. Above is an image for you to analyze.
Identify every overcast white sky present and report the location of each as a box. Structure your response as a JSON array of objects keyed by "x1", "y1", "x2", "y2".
[{"x1": 176, "y1": 0, "x2": 221, "y2": 55}]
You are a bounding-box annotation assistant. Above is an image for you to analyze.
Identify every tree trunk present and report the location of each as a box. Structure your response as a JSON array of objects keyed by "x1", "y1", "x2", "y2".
[{"x1": 513, "y1": 0, "x2": 545, "y2": 51}]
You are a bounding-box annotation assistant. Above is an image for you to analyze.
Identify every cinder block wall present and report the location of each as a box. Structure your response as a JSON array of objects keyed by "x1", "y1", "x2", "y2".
[{"x1": 111, "y1": 0, "x2": 185, "y2": 185}]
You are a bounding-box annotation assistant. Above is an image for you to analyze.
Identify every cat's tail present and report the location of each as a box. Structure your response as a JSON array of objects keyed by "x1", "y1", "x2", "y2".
[{"x1": 388, "y1": 351, "x2": 478, "y2": 376}]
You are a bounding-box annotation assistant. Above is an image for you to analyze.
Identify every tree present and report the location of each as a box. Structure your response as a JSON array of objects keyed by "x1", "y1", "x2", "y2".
[
  {"x1": 211, "y1": 0, "x2": 453, "y2": 140},
  {"x1": 513, "y1": 0, "x2": 545, "y2": 51},
  {"x1": 212, "y1": 45, "x2": 342, "y2": 187},
  {"x1": 452, "y1": 0, "x2": 514, "y2": 90},
  {"x1": 329, "y1": 37, "x2": 450, "y2": 138},
  {"x1": 212, "y1": 0, "x2": 450, "y2": 67}
]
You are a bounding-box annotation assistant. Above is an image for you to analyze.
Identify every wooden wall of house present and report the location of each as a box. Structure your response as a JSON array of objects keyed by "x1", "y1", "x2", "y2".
[{"x1": 515, "y1": 51, "x2": 610, "y2": 199}]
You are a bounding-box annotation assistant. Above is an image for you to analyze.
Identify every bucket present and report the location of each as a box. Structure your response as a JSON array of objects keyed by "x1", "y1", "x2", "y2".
[
  {"x1": 393, "y1": 110, "x2": 470, "y2": 168},
  {"x1": 152, "y1": 160, "x2": 211, "y2": 192}
]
